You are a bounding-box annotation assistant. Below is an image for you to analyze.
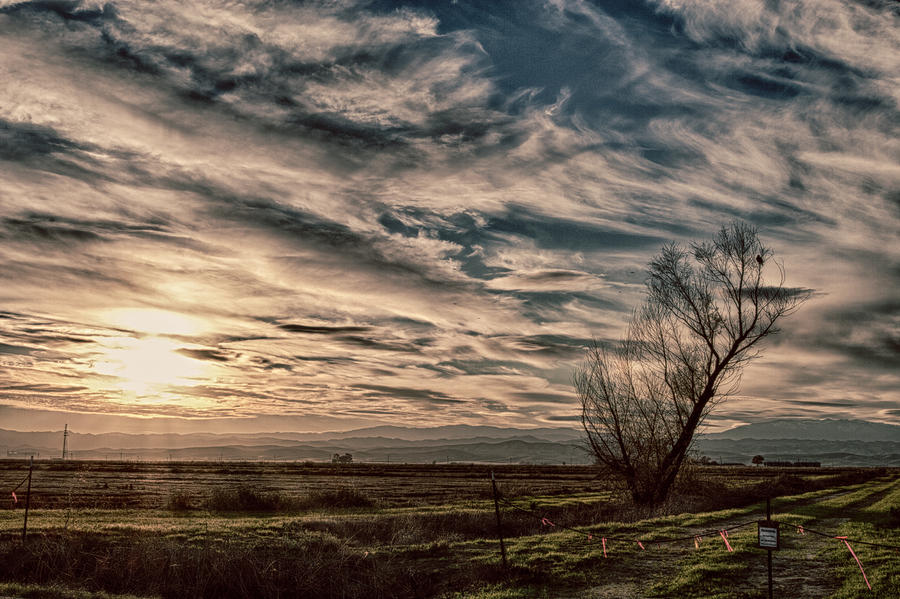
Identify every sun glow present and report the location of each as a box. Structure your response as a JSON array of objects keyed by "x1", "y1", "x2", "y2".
[
  {"x1": 94, "y1": 336, "x2": 212, "y2": 397},
  {"x1": 92, "y1": 308, "x2": 214, "y2": 400}
]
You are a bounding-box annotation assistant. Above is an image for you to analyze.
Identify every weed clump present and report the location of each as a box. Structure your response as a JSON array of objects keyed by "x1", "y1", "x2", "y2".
[
  {"x1": 201, "y1": 486, "x2": 375, "y2": 513},
  {"x1": 300, "y1": 487, "x2": 374, "y2": 509},
  {"x1": 165, "y1": 491, "x2": 194, "y2": 511},
  {"x1": 206, "y1": 486, "x2": 286, "y2": 512},
  {"x1": 888, "y1": 507, "x2": 900, "y2": 529}
]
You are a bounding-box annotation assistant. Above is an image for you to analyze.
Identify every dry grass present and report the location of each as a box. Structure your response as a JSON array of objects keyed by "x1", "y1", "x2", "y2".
[{"x1": 0, "y1": 529, "x2": 463, "y2": 599}]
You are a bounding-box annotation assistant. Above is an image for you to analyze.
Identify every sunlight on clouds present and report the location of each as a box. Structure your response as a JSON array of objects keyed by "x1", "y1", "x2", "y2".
[
  {"x1": 88, "y1": 309, "x2": 217, "y2": 404},
  {"x1": 0, "y1": 0, "x2": 896, "y2": 429},
  {"x1": 93, "y1": 336, "x2": 212, "y2": 398},
  {"x1": 102, "y1": 309, "x2": 205, "y2": 337}
]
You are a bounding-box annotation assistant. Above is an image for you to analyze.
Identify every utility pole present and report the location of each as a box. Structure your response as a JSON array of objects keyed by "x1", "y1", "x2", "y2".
[{"x1": 62, "y1": 423, "x2": 69, "y2": 460}]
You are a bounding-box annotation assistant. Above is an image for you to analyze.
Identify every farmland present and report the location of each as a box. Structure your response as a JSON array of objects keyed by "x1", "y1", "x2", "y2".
[{"x1": 1, "y1": 461, "x2": 898, "y2": 598}]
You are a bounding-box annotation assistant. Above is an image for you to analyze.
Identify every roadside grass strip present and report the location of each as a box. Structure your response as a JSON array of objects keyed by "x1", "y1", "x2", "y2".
[
  {"x1": 444, "y1": 583, "x2": 554, "y2": 599},
  {"x1": 854, "y1": 478, "x2": 900, "y2": 527},
  {"x1": 787, "y1": 476, "x2": 898, "y2": 517},
  {"x1": 815, "y1": 523, "x2": 900, "y2": 598},
  {"x1": 772, "y1": 476, "x2": 900, "y2": 597},
  {"x1": 647, "y1": 531, "x2": 756, "y2": 599}
]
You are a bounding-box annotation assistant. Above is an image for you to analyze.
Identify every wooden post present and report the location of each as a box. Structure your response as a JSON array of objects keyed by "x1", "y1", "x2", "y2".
[
  {"x1": 767, "y1": 497, "x2": 773, "y2": 599},
  {"x1": 491, "y1": 471, "x2": 508, "y2": 570},
  {"x1": 22, "y1": 456, "x2": 33, "y2": 542}
]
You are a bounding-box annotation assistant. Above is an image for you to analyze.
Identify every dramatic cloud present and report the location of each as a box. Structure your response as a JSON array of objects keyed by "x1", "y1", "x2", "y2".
[{"x1": 0, "y1": 0, "x2": 897, "y2": 433}]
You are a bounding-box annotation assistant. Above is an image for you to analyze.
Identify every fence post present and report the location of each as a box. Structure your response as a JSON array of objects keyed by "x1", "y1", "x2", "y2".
[
  {"x1": 490, "y1": 471, "x2": 508, "y2": 570},
  {"x1": 767, "y1": 496, "x2": 773, "y2": 599},
  {"x1": 22, "y1": 455, "x2": 33, "y2": 542}
]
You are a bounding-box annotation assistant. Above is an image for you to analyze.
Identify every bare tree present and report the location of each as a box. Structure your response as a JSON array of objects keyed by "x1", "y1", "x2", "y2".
[{"x1": 576, "y1": 222, "x2": 810, "y2": 505}]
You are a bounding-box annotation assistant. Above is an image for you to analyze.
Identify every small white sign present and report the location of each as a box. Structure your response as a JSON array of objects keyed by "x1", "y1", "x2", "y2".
[{"x1": 759, "y1": 526, "x2": 778, "y2": 549}]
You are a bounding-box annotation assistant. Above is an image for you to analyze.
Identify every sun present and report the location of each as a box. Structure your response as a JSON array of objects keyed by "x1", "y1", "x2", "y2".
[
  {"x1": 91, "y1": 309, "x2": 213, "y2": 399},
  {"x1": 94, "y1": 336, "x2": 211, "y2": 397}
]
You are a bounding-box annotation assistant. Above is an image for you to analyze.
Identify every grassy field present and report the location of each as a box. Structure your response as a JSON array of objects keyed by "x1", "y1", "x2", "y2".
[{"x1": 1, "y1": 461, "x2": 897, "y2": 598}]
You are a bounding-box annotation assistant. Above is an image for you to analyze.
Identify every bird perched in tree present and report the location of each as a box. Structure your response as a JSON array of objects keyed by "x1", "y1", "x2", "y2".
[{"x1": 756, "y1": 254, "x2": 764, "y2": 265}]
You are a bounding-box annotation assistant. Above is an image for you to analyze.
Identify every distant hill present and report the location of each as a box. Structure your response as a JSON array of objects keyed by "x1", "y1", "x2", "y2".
[
  {"x1": 693, "y1": 437, "x2": 900, "y2": 467},
  {"x1": 289, "y1": 425, "x2": 583, "y2": 443},
  {"x1": 0, "y1": 425, "x2": 581, "y2": 453},
  {"x1": 0, "y1": 425, "x2": 585, "y2": 463},
  {"x1": 2, "y1": 419, "x2": 898, "y2": 466},
  {"x1": 707, "y1": 419, "x2": 900, "y2": 442}
]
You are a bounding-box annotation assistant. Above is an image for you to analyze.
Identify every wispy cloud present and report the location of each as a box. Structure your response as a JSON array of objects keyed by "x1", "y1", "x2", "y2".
[{"x1": 0, "y1": 0, "x2": 896, "y2": 432}]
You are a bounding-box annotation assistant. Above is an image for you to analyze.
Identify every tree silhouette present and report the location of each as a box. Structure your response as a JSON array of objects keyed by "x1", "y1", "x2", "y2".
[{"x1": 576, "y1": 221, "x2": 809, "y2": 505}]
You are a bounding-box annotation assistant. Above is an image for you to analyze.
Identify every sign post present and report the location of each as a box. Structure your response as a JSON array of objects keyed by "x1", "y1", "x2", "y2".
[
  {"x1": 758, "y1": 497, "x2": 779, "y2": 598},
  {"x1": 22, "y1": 456, "x2": 33, "y2": 542},
  {"x1": 490, "y1": 471, "x2": 508, "y2": 570}
]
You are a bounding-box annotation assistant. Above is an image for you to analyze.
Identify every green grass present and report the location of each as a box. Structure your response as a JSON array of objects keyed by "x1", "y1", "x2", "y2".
[
  {"x1": 444, "y1": 584, "x2": 556, "y2": 599},
  {"x1": 816, "y1": 524, "x2": 900, "y2": 598},
  {"x1": 813, "y1": 478, "x2": 900, "y2": 597},
  {"x1": 648, "y1": 538, "x2": 757, "y2": 599},
  {"x1": 649, "y1": 474, "x2": 900, "y2": 599}
]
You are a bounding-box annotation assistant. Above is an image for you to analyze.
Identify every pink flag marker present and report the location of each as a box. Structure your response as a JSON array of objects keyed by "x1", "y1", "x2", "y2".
[
  {"x1": 11, "y1": 491, "x2": 16, "y2": 504},
  {"x1": 719, "y1": 530, "x2": 733, "y2": 552},
  {"x1": 541, "y1": 517, "x2": 555, "y2": 527},
  {"x1": 835, "y1": 537, "x2": 871, "y2": 591},
  {"x1": 797, "y1": 525, "x2": 805, "y2": 535},
  {"x1": 637, "y1": 541, "x2": 645, "y2": 550},
  {"x1": 601, "y1": 537, "x2": 607, "y2": 558}
]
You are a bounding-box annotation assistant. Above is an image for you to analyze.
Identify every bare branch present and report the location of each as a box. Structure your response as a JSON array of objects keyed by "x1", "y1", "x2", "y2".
[{"x1": 576, "y1": 220, "x2": 810, "y2": 505}]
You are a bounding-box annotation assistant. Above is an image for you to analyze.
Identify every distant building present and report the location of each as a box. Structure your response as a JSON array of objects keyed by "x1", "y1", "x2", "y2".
[{"x1": 765, "y1": 460, "x2": 820, "y2": 467}]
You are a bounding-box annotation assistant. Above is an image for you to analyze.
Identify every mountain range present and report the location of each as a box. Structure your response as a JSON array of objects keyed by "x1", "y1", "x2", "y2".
[
  {"x1": 705, "y1": 419, "x2": 899, "y2": 442},
  {"x1": 1, "y1": 419, "x2": 897, "y2": 466}
]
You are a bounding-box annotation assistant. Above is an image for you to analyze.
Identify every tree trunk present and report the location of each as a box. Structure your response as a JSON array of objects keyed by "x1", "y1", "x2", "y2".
[{"x1": 578, "y1": 222, "x2": 809, "y2": 510}]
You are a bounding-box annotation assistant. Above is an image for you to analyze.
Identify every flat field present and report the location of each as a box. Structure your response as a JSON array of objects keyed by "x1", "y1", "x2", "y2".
[{"x1": 0, "y1": 461, "x2": 897, "y2": 598}]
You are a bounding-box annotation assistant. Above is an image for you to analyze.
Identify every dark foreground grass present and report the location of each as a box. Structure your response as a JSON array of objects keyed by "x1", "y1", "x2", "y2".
[
  {"x1": 0, "y1": 582, "x2": 147, "y2": 599},
  {"x1": 0, "y1": 529, "x2": 507, "y2": 599}
]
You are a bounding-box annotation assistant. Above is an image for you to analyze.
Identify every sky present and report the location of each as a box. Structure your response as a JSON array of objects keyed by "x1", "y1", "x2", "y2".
[{"x1": 0, "y1": 0, "x2": 897, "y2": 435}]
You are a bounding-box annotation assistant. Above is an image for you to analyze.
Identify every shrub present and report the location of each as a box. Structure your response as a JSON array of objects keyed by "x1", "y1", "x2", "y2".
[
  {"x1": 165, "y1": 491, "x2": 194, "y2": 512},
  {"x1": 205, "y1": 486, "x2": 285, "y2": 512},
  {"x1": 300, "y1": 487, "x2": 374, "y2": 509},
  {"x1": 887, "y1": 506, "x2": 900, "y2": 529}
]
